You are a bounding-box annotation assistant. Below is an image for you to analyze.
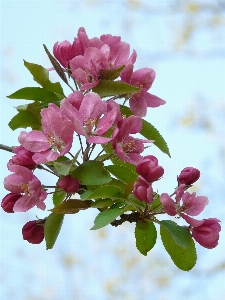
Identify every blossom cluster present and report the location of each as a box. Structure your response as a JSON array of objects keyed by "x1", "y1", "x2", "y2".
[{"x1": 0, "y1": 28, "x2": 220, "y2": 257}]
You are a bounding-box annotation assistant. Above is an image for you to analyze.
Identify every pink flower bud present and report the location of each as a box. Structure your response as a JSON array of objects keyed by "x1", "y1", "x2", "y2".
[
  {"x1": 136, "y1": 155, "x2": 164, "y2": 182},
  {"x1": 22, "y1": 220, "x2": 45, "y2": 244},
  {"x1": 133, "y1": 176, "x2": 153, "y2": 204},
  {"x1": 8, "y1": 146, "x2": 36, "y2": 170},
  {"x1": 57, "y1": 175, "x2": 79, "y2": 193},
  {"x1": 178, "y1": 167, "x2": 200, "y2": 185},
  {"x1": 1, "y1": 193, "x2": 21, "y2": 213}
]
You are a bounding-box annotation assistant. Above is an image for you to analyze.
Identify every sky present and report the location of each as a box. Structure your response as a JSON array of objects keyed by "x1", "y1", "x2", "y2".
[{"x1": 0, "y1": 1, "x2": 225, "y2": 299}]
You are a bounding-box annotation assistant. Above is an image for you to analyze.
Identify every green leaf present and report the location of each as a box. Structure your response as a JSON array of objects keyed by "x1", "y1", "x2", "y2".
[
  {"x1": 7, "y1": 87, "x2": 59, "y2": 102},
  {"x1": 135, "y1": 222, "x2": 157, "y2": 256},
  {"x1": 23, "y1": 60, "x2": 64, "y2": 95},
  {"x1": 71, "y1": 160, "x2": 111, "y2": 185},
  {"x1": 160, "y1": 220, "x2": 192, "y2": 249},
  {"x1": 82, "y1": 185, "x2": 126, "y2": 200},
  {"x1": 53, "y1": 160, "x2": 73, "y2": 176},
  {"x1": 120, "y1": 105, "x2": 171, "y2": 157},
  {"x1": 90, "y1": 198, "x2": 114, "y2": 208},
  {"x1": 105, "y1": 165, "x2": 137, "y2": 183},
  {"x1": 91, "y1": 208, "x2": 124, "y2": 230},
  {"x1": 160, "y1": 224, "x2": 197, "y2": 271},
  {"x1": 92, "y1": 79, "x2": 139, "y2": 98},
  {"x1": 8, "y1": 110, "x2": 41, "y2": 130},
  {"x1": 52, "y1": 188, "x2": 66, "y2": 206},
  {"x1": 44, "y1": 213, "x2": 64, "y2": 250},
  {"x1": 98, "y1": 65, "x2": 125, "y2": 80},
  {"x1": 50, "y1": 199, "x2": 92, "y2": 214}
]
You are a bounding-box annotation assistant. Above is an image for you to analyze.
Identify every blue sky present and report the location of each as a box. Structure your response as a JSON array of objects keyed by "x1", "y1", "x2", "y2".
[{"x1": 1, "y1": 1, "x2": 225, "y2": 299}]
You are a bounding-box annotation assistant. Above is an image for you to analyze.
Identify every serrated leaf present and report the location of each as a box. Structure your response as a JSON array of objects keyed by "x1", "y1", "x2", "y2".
[
  {"x1": 50, "y1": 199, "x2": 92, "y2": 214},
  {"x1": 98, "y1": 65, "x2": 125, "y2": 80},
  {"x1": 105, "y1": 165, "x2": 137, "y2": 184},
  {"x1": 91, "y1": 208, "x2": 124, "y2": 230},
  {"x1": 160, "y1": 225, "x2": 197, "y2": 271},
  {"x1": 23, "y1": 60, "x2": 64, "y2": 95},
  {"x1": 82, "y1": 185, "x2": 126, "y2": 200},
  {"x1": 92, "y1": 79, "x2": 139, "y2": 98},
  {"x1": 160, "y1": 220, "x2": 192, "y2": 249},
  {"x1": 71, "y1": 160, "x2": 111, "y2": 185},
  {"x1": 53, "y1": 160, "x2": 73, "y2": 176},
  {"x1": 44, "y1": 213, "x2": 64, "y2": 250},
  {"x1": 7, "y1": 87, "x2": 59, "y2": 102},
  {"x1": 8, "y1": 110, "x2": 41, "y2": 130},
  {"x1": 52, "y1": 188, "x2": 66, "y2": 206},
  {"x1": 120, "y1": 105, "x2": 171, "y2": 157},
  {"x1": 135, "y1": 222, "x2": 157, "y2": 256}
]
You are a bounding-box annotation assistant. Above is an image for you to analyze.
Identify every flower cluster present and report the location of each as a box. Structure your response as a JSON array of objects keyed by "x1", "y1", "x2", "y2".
[{"x1": 0, "y1": 28, "x2": 220, "y2": 269}]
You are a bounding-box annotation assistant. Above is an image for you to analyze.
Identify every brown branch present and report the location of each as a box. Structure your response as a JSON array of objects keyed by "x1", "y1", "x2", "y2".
[
  {"x1": 110, "y1": 212, "x2": 141, "y2": 227},
  {"x1": 0, "y1": 144, "x2": 13, "y2": 153}
]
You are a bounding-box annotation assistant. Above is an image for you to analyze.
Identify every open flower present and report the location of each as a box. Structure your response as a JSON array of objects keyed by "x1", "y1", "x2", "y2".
[
  {"x1": 18, "y1": 103, "x2": 74, "y2": 164},
  {"x1": 121, "y1": 65, "x2": 165, "y2": 117},
  {"x1": 160, "y1": 187, "x2": 209, "y2": 217},
  {"x1": 112, "y1": 115, "x2": 154, "y2": 165},
  {"x1": 181, "y1": 214, "x2": 221, "y2": 249},
  {"x1": 4, "y1": 165, "x2": 47, "y2": 212}
]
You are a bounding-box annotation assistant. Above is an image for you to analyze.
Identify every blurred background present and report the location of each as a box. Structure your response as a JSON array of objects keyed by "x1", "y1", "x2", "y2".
[{"x1": 0, "y1": 0, "x2": 225, "y2": 299}]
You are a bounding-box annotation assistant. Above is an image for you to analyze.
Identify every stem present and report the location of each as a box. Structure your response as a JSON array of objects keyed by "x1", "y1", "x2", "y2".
[
  {"x1": 0, "y1": 144, "x2": 13, "y2": 152},
  {"x1": 94, "y1": 141, "x2": 111, "y2": 160}
]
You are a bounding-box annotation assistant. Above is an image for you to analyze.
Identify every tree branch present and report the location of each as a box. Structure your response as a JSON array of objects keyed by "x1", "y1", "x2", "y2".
[{"x1": 0, "y1": 144, "x2": 13, "y2": 153}]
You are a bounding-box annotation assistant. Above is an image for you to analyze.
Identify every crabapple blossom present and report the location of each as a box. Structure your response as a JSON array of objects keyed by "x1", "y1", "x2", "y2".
[
  {"x1": 160, "y1": 189, "x2": 209, "y2": 217},
  {"x1": 181, "y1": 214, "x2": 221, "y2": 249},
  {"x1": 136, "y1": 155, "x2": 164, "y2": 182},
  {"x1": 112, "y1": 115, "x2": 153, "y2": 165},
  {"x1": 121, "y1": 65, "x2": 166, "y2": 117},
  {"x1": 1, "y1": 193, "x2": 22, "y2": 213},
  {"x1": 57, "y1": 175, "x2": 79, "y2": 193},
  {"x1": 18, "y1": 103, "x2": 74, "y2": 164},
  {"x1": 4, "y1": 165, "x2": 47, "y2": 212},
  {"x1": 178, "y1": 167, "x2": 200, "y2": 185},
  {"x1": 133, "y1": 176, "x2": 153, "y2": 204},
  {"x1": 22, "y1": 219, "x2": 45, "y2": 244}
]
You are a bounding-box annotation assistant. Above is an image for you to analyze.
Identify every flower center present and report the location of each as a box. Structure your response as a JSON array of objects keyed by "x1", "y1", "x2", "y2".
[
  {"x1": 46, "y1": 132, "x2": 64, "y2": 151},
  {"x1": 122, "y1": 140, "x2": 137, "y2": 153},
  {"x1": 20, "y1": 183, "x2": 31, "y2": 196}
]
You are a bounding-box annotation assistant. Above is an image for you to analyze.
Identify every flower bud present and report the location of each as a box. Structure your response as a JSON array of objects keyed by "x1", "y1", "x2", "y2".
[
  {"x1": 178, "y1": 167, "x2": 200, "y2": 185},
  {"x1": 136, "y1": 155, "x2": 164, "y2": 182},
  {"x1": 133, "y1": 176, "x2": 153, "y2": 204},
  {"x1": 1, "y1": 193, "x2": 21, "y2": 213},
  {"x1": 22, "y1": 220, "x2": 45, "y2": 244},
  {"x1": 57, "y1": 175, "x2": 79, "y2": 193},
  {"x1": 8, "y1": 146, "x2": 36, "y2": 170}
]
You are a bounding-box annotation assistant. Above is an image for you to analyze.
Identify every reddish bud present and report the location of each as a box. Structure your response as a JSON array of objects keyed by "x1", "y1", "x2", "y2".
[
  {"x1": 57, "y1": 175, "x2": 79, "y2": 193},
  {"x1": 136, "y1": 155, "x2": 164, "y2": 182},
  {"x1": 8, "y1": 146, "x2": 36, "y2": 170},
  {"x1": 133, "y1": 176, "x2": 153, "y2": 204},
  {"x1": 178, "y1": 167, "x2": 200, "y2": 185},
  {"x1": 22, "y1": 220, "x2": 45, "y2": 244},
  {"x1": 1, "y1": 193, "x2": 21, "y2": 213}
]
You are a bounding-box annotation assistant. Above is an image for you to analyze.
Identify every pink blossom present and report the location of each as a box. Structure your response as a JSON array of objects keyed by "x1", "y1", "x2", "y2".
[
  {"x1": 136, "y1": 155, "x2": 164, "y2": 182},
  {"x1": 133, "y1": 176, "x2": 153, "y2": 204},
  {"x1": 61, "y1": 92, "x2": 115, "y2": 143},
  {"x1": 7, "y1": 145, "x2": 36, "y2": 170},
  {"x1": 4, "y1": 165, "x2": 47, "y2": 212},
  {"x1": 70, "y1": 47, "x2": 102, "y2": 90},
  {"x1": 53, "y1": 39, "x2": 83, "y2": 68},
  {"x1": 1, "y1": 193, "x2": 21, "y2": 213},
  {"x1": 57, "y1": 175, "x2": 79, "y2": 193},
  {"x1": 160, "y1": 190, "x2": 208, "y2": 217},
  {"x1": 22, "y1": 220, "x2": 45, "y2": 244},
  {"x1": 181, "y1": 214, "x2": 221, "y2": 249},
  {"x1": 112, "y1": 115, "x2": 154, "y2": 165},
  {"x1": 18, "y1": 103, "x2": 74, "y2": 164},
  {"x1": 178, "y1": 167, "x2": 200, "y2": 185},
  {"x1": 121, "y1": 66, "x2": 166, "y2": 117}
]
